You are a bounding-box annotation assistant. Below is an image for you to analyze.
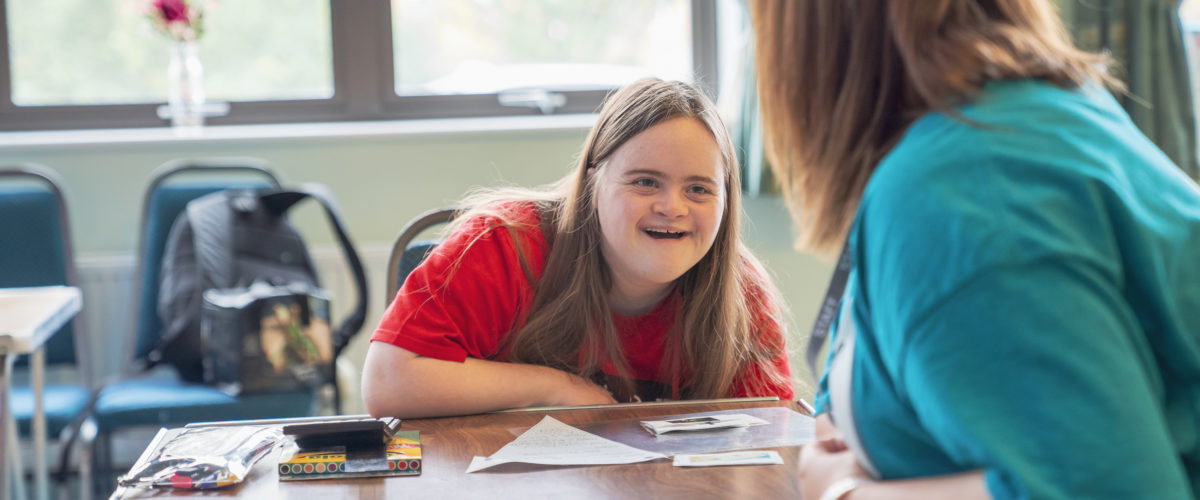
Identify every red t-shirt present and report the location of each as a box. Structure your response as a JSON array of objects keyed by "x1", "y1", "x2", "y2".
[{"x1": 371, "y1": 202, "x2": 794, "y2": 401}]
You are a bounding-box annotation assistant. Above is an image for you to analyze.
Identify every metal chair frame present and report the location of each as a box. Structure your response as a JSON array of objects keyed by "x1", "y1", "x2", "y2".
[
  {"x1": 0, "y1": 163, "x2": 90, "y2": 500},
  {"x1": 385, "y1": 207, "x2": 459, "y2": 299}
]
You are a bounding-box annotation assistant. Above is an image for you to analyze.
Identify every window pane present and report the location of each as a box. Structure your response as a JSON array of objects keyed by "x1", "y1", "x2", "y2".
[
  {"x1": 391, "y1": 0, "x2": 692, "y2": 96},
  {"x1": 9, "y1": 0, "x2": 154, "y2": 105},
  {"x1": 1182, "y1": 0, "x2": 1200, "y2": 124},
  {"x1": 202, "y1": 0, "x2": 333, "y2": 101},
  {"x1": 8, "y1": 0, "x2": 333, "y2": 106}
]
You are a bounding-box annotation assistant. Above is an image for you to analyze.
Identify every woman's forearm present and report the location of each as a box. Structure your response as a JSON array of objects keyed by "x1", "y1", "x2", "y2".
[
  {"x1": 845, "y1": 471, "x2": 989, "y2": 500},
  {"x1": 362, "y1": 342, "x2": 614, "y2": 418}
]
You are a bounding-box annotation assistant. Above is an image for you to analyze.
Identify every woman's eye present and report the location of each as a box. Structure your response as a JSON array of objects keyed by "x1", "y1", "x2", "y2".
[
  {"x1": 688, "y1": 185, "x2": 713, "y2": 195},
  {"x1": 633, "y1": 178, "x2": 657, "y2": 188}
]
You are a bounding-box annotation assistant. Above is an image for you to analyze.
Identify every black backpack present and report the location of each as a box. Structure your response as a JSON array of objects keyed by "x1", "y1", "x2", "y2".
[{"x1": 154, "y1": 184, "x2": 367, "y2": 391}]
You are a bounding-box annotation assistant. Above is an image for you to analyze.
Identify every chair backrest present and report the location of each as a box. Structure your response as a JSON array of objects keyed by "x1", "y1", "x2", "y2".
[
  {"x1": 129, "y1": 158, "x2": 282, "y2": 366},
  {"x1": 386, "y1": 208, "x2": 458, "y2": 300},
  {"x1": 0, "y1": 164, "x2": 85, "y2": 372}
]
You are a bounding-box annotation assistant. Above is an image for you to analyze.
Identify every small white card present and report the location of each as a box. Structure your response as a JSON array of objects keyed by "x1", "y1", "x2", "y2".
[
  {"x1": 673, "y1": 450, "x2": 783, "y2": 467},
  {"x1": 640, "y1": 414, "x2": 769, "y2": 436}
]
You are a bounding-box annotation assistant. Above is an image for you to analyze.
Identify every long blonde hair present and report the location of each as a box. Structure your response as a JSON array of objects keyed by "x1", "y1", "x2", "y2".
[
  {"x1": 453, "y1": 78, "x2": 789, "y2": 399},
  {"x1": 750, "y1": 0, "x2": 1116, "y2": 253}
]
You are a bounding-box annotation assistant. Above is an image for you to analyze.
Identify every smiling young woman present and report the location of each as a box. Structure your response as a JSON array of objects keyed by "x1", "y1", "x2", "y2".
[{"x1": 362, "y1": 78, "x2": 795, "y2": 419}]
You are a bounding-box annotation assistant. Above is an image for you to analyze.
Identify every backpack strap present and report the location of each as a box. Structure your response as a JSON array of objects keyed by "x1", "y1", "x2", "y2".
[
  {"x1": 257, "y1": 184, "x2": 369, "y2": 361},
  {"x1": 187, "y1": 192, "x2": 238, "y2": 289}
]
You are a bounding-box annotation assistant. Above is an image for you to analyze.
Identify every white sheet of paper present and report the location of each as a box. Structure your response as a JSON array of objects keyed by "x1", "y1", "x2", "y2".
[{"x1": 466, "y1": 416, "x2": 667, "y2": 473}]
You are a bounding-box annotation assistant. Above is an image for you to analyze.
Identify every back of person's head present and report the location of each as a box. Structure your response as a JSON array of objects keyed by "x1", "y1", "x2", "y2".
[
  {"x1": 750, "y1": 0, "x2": 1114, "y2": 253},
  {"x1": 504, "y1": 77, "x2": 788, "y2": 400}
]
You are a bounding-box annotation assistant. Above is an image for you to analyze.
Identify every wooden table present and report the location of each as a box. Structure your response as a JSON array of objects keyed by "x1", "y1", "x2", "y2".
[
  {"x1": 118, "y1": 399, "x2": 813, "y2": 499},
  {"x1": 0, "y1": 286, "x2": 82, "y2": 500}
]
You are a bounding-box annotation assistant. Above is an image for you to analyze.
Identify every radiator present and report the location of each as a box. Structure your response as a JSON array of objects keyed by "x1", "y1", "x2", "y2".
[
  {"x1": 75, "y1": 241, "x2": 392, "y2": 411},
  {"x1": 75, "y1": 253, "x2": 136, "y2": 384}
]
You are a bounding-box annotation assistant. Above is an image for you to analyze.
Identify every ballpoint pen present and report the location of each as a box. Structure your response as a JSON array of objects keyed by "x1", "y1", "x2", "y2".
[{"x1": 796, "y1": 398, "x2": 816, "y2": 416}]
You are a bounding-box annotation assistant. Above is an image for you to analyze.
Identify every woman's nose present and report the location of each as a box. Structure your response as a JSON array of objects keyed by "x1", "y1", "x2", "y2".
[{"x1": 653, "y1": 189, "x2": 688, "y2": 218}]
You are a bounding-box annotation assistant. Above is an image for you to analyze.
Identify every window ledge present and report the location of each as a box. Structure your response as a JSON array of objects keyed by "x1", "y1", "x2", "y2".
[{"x1": 0, "y1": 114, "x2": 597, "y2": 152}]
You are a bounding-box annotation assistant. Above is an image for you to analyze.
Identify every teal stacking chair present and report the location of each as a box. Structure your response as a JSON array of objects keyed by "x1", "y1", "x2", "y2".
[
  {"x1": 385, "y1": 207, "x2": 459, "y2": 300},
  {"x1": 0, "y1": 164, "x2": 92, "y2": 498},
  {"x1": 72, "y1": 159, "x2": 320, "y2": 493}
]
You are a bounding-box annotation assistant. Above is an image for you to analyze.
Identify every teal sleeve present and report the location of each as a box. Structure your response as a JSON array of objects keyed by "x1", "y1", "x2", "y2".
[
  {"x1": 812, "y1": 357, "x2": 830, "y2": 415},
  {"x1": 896, "y1": 259, "x2": 1192, "y2": 500}
]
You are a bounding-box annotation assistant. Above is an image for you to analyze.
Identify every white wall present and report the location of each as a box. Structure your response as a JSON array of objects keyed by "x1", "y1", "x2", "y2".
[{"x1": 0, "y1": 119, "x2": 832, "y2": 408}]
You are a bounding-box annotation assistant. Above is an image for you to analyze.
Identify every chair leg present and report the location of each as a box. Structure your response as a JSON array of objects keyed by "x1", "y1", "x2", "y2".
[
  {"x1": 53, "y1": 415, "x2": 95, "y2": 500},
  {"x1": 4, "y1": 406, "x2": 27, "y2": 500},
  {"x1": 75, "y1": 420, "x2": 95, "y2": 500},
  {"x1": 332, "y1": 382, "x2": 342, "y2": 415},
  {"x1": 90, "y1": 432, "x2": 110, "y2": 500}
]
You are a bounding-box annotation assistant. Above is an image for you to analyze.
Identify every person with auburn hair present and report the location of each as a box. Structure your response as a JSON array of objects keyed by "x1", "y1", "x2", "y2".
[
  {"x1": 750, "y1": 0, "x2": 1199, "y2": 499},
  {"x1": 362, "y1": 78, "x2": 794, "y2": 419}
]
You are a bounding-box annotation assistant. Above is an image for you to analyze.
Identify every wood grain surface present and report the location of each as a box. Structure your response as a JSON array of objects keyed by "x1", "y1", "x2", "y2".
[{"x1": 118, "y1": 399, "x2": 811, "y2": 500}]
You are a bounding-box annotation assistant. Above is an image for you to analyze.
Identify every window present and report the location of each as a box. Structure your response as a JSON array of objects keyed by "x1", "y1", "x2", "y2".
[
  {"x1": 390, "y1": 1, "x2": 691, "y2": 107},
  {"x1": 1182, "y1": 0, "x2": 1200, "y2": 122},
  {"x1": 0, "y1": 0, "x2": 717, "y2": 131}
]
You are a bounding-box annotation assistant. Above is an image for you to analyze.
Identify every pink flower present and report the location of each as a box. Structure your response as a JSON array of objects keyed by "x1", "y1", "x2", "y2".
[
  {"x1": 154, "y1": 0, "x2": 189, "y2": 22},
  {"x1": 143, "y1": 0, "x2": 213, "y2": 42}
]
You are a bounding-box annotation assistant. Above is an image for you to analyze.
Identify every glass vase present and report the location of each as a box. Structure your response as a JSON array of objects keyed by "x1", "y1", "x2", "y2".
[{"x1": 167, "y1": 40, "x2": 206, "y2": 130}]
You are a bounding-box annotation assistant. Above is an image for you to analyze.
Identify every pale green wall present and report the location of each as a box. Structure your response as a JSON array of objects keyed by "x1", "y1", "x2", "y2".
[{"x1": 0, "y1": 124, "x2": 831, "y2": 408}]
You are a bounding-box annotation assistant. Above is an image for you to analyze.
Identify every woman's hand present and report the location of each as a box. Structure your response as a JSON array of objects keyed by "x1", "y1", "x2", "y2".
[
  {"x1": 541, "y1": 371, "x2": 618, "y2": 406},
  {"x1": 798, "y1": 419, "x2": 992, "y2": 500},
  {"x1": 799, "y1": 425, "x2": 870, "y2": 500},
  {"x1": 814, "y1": 413, "x2": 838, "y2": 440}
]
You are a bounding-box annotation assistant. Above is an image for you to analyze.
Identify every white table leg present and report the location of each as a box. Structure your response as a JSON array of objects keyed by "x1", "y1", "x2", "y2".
[
  {"x1": 1, "y1": 353, "x2": 25, "y2": 500},
  {"x1": 2, "y1": 355, "x2": 28, "y2": 500},
  {"x1": 30, "y1": 349, "x2": 44, "y2": 500}
]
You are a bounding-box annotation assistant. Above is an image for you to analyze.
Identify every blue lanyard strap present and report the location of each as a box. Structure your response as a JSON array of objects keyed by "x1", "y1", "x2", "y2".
[{"x1": 805, "y1": 242, "x2": 853, "y2": 381}]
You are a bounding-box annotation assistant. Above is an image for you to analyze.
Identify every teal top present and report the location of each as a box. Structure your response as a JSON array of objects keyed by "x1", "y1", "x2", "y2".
[{"x1": 813, "y1": 80, "x2": 1200, "y2": 499}]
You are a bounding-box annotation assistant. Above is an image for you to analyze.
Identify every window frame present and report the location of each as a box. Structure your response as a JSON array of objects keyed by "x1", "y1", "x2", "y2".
[{"x1": 0, "y1": 0, "x2": 718, "y2": 132}]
